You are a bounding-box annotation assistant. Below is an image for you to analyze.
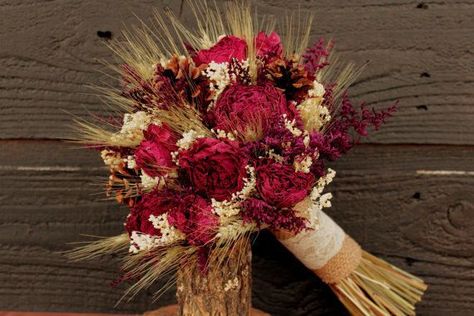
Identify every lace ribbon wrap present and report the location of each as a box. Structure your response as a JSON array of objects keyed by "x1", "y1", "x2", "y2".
[{"x1": 275, "y1": 209, "x2": 362, "y2": 284}]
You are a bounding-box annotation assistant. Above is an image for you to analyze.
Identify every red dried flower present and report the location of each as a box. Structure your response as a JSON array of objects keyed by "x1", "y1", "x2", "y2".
[
  {"x1": 135, "y1": 124, "x2": 178, "y2": 177},
  {"x1": 209, "y1": 82, "x2": 289, "y2": 141},
  {"x1": 125, "y1": 190, "x2": 176, "y2": 236},
  {"x1": 256, "y1": 161, "x2": 315, "y2": 209},
  {"x1": 167, "y1": 194, "x2": 219, "y2": 246},
  {"x1": 193, "y1": 35, "x2": 247, "y2": 66},
  {"x1": 303, "y1": 38, "x2": 332, "y2": 76},
  {"x1": 241, "y1": 198, "x2": 307, "y2": 233},
  {"x1": 178, "y1": 137, "x2": 248, "y2": 201},
  {"x1": 255, "y1": 31, "x2": 283, "y2": 59}
]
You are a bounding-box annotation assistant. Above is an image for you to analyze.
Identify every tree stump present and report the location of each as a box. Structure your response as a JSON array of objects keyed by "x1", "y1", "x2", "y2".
[{"x1": 175, "y1": 239, "x2": 252, "y2": 316}]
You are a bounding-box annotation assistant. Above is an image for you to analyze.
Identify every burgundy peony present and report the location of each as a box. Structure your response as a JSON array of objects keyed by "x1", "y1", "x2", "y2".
[
  {"x1": 193, "y1": 35, "x2": 247, "y2": 65},
  {"x1": 255, "y1": 31, "x2": 283, "y2": 58},
  {"x1": 209, "y1": 83, "x2": 289, "y2": 140},
  {"x1": 167, "y1": 194, "x2": 218, "y2": 246},
  {"x1": 125, "y1": 190, "x2": 176, "y2": 236},
  {"x1": 178, "y1": 137, "x2": 248, "y2": 201},
  {"x1": 256, "y1": 161, "x2": 315, "y2": 209},
  {"x1": 135, "y1": 124, "x2": 178, "y2": 177}
]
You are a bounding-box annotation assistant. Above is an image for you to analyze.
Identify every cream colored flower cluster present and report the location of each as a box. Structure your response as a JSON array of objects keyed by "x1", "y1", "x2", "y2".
[
  {"x1": 297, "y1": 80, "x2": 331, "y2": 132},
  {"x1": 110, "y1": 111, "x2": 158, "y2": 146}
]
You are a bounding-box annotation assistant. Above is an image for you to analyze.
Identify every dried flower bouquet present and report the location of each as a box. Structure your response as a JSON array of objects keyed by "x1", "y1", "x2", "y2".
[{"x1": 69, "y1": 1, "x2": 426, "y2": 315}]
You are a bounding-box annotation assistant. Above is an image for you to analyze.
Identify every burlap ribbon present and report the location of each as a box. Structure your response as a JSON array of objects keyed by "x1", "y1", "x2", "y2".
[{"x1": 274, "y1": 199, "x2": 362, "y2": 284}]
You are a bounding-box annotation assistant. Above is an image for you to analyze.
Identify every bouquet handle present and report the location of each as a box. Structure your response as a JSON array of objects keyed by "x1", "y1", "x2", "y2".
[{"x1": 275, "y1": 209, "x2": 427, "y2": 316}]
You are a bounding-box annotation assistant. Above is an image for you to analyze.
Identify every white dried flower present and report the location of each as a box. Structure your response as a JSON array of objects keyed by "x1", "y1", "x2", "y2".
[
  {"x1": 267, "y1": 149, "x2": 284, "y2": 162},
  {"x1": 297, "y1": 98, "x2": 331, "y2": 133},
  {"x1": 224, "y1": 277, "x2": 240, "y2": 291},
  {"x1": 129, "y1": 232, "x2": 155, "y2": 253},
  {"x1": 149, "y1": 213, "x2": 185, "y2": 245},
  {"x1": 212, "y1": 199, "x2": 241, "y2": 218},
  {"x1": 204, "y1": 61, "x2": 231, "y2": 102},
  {"x1": 234, "y1": 165, "x2": 256, "y2": 200},
  {"x1": 176, "y1": 129, "x2": 204, "y2": 150},
  {"x1": 100, "y1": 150, "x2": 122, "y2": 168},
  {"x1": 213, "y1": 129, "x2": 236, "y2": 141},
  {"x1": 283, "y1": 114, "x2": 303, "y2": 137},
  {"x1": 126, "y1": 155, "x2": 136, "y2": 169},
  {"x1": 110, "y1": 111, "x2": 159, "y2": 146},
  {"x1": 303, "y1": 135, "x2": 311, "y2": 148},
  {"x1": 310, "y1": 168, "x2": 336, "y2": 201},
  {"x1": 140, "y1": 172, "x2": 161, "y2": 191},
  {"x1": 319, "y1": 192, "x2": 333, "y2": 208},
  {"x1": 294, "y1": 155, "x2": 313, "y2": 173},
  {"x1": 309, "y1": 80, "x2": 326, "y2": 98},
  {"x1": 128, "y1": 214, "x2": 185, "y2": 253}
]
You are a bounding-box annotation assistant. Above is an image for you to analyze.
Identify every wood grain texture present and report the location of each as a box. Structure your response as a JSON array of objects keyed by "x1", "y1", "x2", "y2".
[
  {"x1": 0, "y1": 0, "x2": 473, "y2": 315},
  {"x1": 0, "y1": 142, "x2": 473, "y2": 315},
  {"x1": 0, "y1": 0, "x2": 472, "y2": 143}
]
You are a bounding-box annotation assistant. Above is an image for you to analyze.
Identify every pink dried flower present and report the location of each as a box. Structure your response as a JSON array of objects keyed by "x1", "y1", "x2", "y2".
[
  {"x1": 178, "y1": 137, "x2": 249, "y2": 201},
  {"x1": 167, "y1": 194, "x2": 219, "y2": 246},
  {"x1": 135, "y1": 124, "x2": 178, "y2": 177},
  {"x1": 303, "y1": 38, "x2": 333, "y2": 76},
  {"x1": 255, "y1": 31, "x2": 283, "y2": 59},
  {"x1": 208, "y1": 82, "x2": 289, "y2": 140},
  {"x1": 193, "y1": 35, "x2": 247, "y2": 65},
  {"x1": 241, "y1": 198, "x2": 307, "y2": 233}
]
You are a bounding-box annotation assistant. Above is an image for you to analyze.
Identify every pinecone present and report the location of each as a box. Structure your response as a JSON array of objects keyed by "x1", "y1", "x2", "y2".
[
  {"x1": 163, "y1": 55, "x2": 211, "y2": 110},
  {"x1": 264, "y1": 57, "x2": 313, "y2": 103}
]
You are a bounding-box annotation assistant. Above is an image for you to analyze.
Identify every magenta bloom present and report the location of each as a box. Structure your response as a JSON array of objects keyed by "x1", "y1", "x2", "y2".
[
  {"x1": 167, "y1": 194, "x2": 219, "y2": 246},
  {"x1": 241, "y1": 198, "x2": 307, "y2": 233},
  {"x1": 125, "y1": 190, "x2": 176, "y2": 236},
  {"x1": 178, "y1": 137, "x2": 248, "y2": 201},
  {"x1": 255, "y1": 31, "x2": 283, "y2": 58},
  {"x1": 135, "y1": 124, "x2": 178, "y2": 177},
  {"x1": 193, "y1": 35, "x2": 247, "y2": 65},
  {"x1": 209, "y1": 83, "x2": 289, "y2": 139},
  {"x1": 256, "y1": 161, "x2": 315, "y2": 209}
]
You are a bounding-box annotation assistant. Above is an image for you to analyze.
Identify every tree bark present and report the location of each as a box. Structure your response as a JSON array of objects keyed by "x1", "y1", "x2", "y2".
[{"x1": 176, "y1": 239, "x2": 252, "y2": 316}]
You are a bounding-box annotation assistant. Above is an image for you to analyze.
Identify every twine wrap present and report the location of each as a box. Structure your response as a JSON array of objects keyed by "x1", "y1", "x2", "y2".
[{"x1": 276, "y1": 210, "x2": 362, "y2": 284}]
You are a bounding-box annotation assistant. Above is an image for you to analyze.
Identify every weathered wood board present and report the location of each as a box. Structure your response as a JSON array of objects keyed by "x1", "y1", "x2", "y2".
[
  {"x1": 0, "y1": 142, "x2": 473, "y2": 315},
  {"x1": 0, "y1": 0, "x2": 473, "y2": 144},
  {"x1": 0, "y1": 0, "x2": 473, "y2": 315}
]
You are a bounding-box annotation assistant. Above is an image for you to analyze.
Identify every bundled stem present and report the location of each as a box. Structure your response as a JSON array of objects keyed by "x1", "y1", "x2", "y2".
[{"x1": 330, "y1": 251, "x2": 427, "y2": 316}]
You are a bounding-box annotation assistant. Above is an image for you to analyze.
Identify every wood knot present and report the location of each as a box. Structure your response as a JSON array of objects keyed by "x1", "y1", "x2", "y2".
[
  {"x1": 420, "y1": 72, "x2": 431, "y2": 78},
  {"x1": 416, "y1": 2, "x2": 429, "y2": 9},
  {"x1": 447, "y1": 202, "x2": 473, "y2": 231},
  {"x1": 97, "y1": 30, "x2": 112, "y2": 39}
]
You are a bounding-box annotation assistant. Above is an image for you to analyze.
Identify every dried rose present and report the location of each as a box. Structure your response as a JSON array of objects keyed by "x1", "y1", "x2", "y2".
[
  {"x1": 193, "y1": 35, "x2": 247, "y2": 66},
  {"x1": 255, "y1": 31, "x2": 283, "y2": 58},
  {"x1": 209, "y1": 82, "x2": 289, "y2": 141},
  {"x1": 125, "y1": 190, "x2": 176, "y2": 236},
  {"x1": 134, "y1": 124, "x2": 178, "y2": 177},
  {"x1": 167, "y1": 194, "x2": 218, "y2": 246},
  {"x1": 178, "y1": 137, "x2": 248, "y2": 201},
  {"x1": 256, "y1": 161, "x2": 315, "y2": 209}
]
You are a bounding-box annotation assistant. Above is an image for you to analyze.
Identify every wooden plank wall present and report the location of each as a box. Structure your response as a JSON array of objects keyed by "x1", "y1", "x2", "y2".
[{"x1": 0, "y1": 0, "x2": 473, "y2": 315}]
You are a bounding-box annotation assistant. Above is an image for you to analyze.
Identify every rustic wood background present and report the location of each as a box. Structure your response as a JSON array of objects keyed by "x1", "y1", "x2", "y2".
[{"x1": 1, "y1": 0, "x2": 473, "y2": 315}]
